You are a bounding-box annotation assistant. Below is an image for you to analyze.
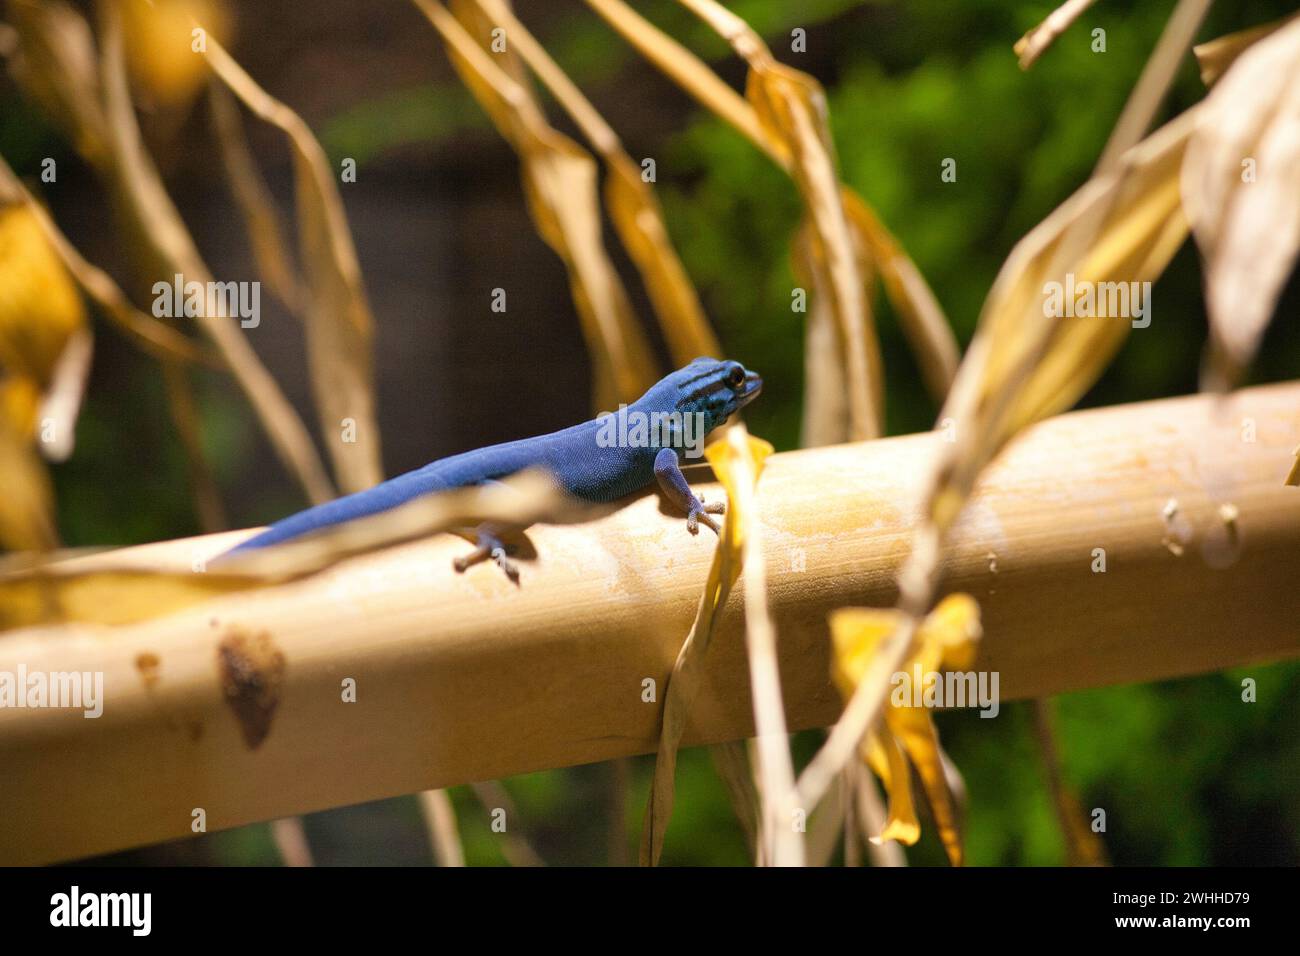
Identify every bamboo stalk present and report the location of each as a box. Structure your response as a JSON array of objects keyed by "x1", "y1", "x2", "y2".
[{"x1": 1, "y1": 382, "x2": 1298, "y2": 864}]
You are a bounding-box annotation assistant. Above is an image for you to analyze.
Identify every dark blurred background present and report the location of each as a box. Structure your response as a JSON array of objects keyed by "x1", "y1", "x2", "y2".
[{"x1": 3, "y1": 0, "x2": 1298, "y2": 865}]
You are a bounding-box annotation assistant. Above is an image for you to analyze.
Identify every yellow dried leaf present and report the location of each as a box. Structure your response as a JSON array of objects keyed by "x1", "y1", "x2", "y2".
[
  {"x1": 0, "y1": 199, "x2": 90, "y2": 470},
  {"x1": 208, "y1": 83, "x2": 302, "y2": 311},
  {"x1": 864, "y1": 731, "x2": 921, "y2": 847},
  {"x1": 831, "y1": 594, "x2": 981, "y2": 864},
  {"x1": 791, "y1": 224, "x2": 852, "y2": 446},
  {"x1": 0, "y1": 417, "x2": 57, "y2": 552},
  {"x1": 931, "y1": 110, "x2": 1193, "y2": 532},
  {"x1": 122, "y1": 0, "x2": 231, "y2": 109},
  {"x1": 745, "y1": 58, "x2": 882, "y2": 441},
  {"x1": 0, "y1": 156, "x2": 215, "y2": 370},
  {"x1": 0, "y1": 203, "x2": 86, "y2": 401},
  {"x1": 604, "y1": 154, "x2": 722, "y2": 364}
]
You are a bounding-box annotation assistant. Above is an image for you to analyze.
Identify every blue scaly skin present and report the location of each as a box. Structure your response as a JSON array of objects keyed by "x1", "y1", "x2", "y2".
[{"x1": 222, "y1": 358, "x2": 763, "y2": 579}]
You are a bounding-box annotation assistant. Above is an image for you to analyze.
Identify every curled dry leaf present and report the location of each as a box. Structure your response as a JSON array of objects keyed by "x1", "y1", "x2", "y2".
[
  {"x1": 0, "y1": 423, "x2": 58, "y2": 552},
  {"x1": 93, "y1": 2, "x2": 336, "y2": 505},
  {"x1": 413, "y1": 0, "x2": 659, "y2": 411},
  {"x1": 471, "y1": 0, "x2": 721, "y2": 366},
  {"x1": 587, "y1": 0, "x2": 958, "y2": 439},
  {"x1": 121, "y1": 0, "x2": 231, "y2": 110},
  {"x1": 202, "y1": 34, "x2": 383, "y2": 494},
  {"x1": 0, "y1": 198, "x2": 87, "y2": 547},
  {"x1": 640, "y1": 429, "x2": 774, "y2": 866},
  {"x1": 843, "y1": 191, "x2": 958, "y2": 405},
  {"x1": 603, "y1": 151, "x2": 723, "y2": 365},
  {"x1": 0, "y1": 203, "x2": 88, "y2": 430},
  {"x1": 1182, "y1": 16, "x2": 1300, "y2": 391},
  {"x1": 690, "y1": 0, "x2": 881, "y2": 441},
  {"x1": 830, "y1": 593, "x2": 982, "y2": 865},
  {"x1": 930, "y1": 109, "x2": 1193, "y2": 532},
  {"x1": 208, "y1": 82, "x2": 303, "y2": 312},
  {"x1": 1193, "y1": 13, "x2": 1300, "y2": 88},
  {"x1": 0, "y1": 469, "x2": 574, "y2": 631},
  {"x1": 792, "y1": 224, "x2": 852, "y2": 447},
  {"x1": 0, "y1": 157, "x2": 215, "y2": 368},
  {"x1": 3, "y1": 0, "x2": 109, "y2": 164}
]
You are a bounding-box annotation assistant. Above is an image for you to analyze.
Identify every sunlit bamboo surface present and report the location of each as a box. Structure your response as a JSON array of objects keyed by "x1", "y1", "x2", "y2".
[{"x1": 1, "y1": 381, "x2": 1297, "y2": 864}]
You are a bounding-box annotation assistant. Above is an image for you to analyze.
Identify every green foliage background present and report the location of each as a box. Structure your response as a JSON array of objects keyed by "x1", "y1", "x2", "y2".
[{"x1": 4, "y1": 0, "x2": 1297, "y2": 865}]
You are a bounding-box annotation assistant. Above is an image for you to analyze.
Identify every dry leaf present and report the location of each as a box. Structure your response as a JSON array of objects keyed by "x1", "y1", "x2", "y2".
[
  {"x1": 640, "y1": 429, "x2": 774, "y2": 865},
  {"x1": 587, "y1": 0, "x2": 959, "y2": 441},
  {"x1": 0, "y1": 203, "x2": 88, "y2": 414},
  {"x1": 471, "y1": 0, "x2": 721, "y2": 366},
  {"x1": 583, "y1": 0, "x2": 777, "y2": 161},
  {"x1": 931, "y1": 109, "x2": 1193, "y2": 531},
  {"x1": 0, "y1": 156, "x2": 215, "y2": 369},
  {"x1": 0, "y1": 469, "x2": 574, "y2": 630},
  {"x1": 122, "y1": 0, "x2": 231, "y2": 110},
  {"x1": 414, "y1": 0, "x2": 659, "y2": 411},
  {"x1": 830, "y1": 594, "x2": 981, "y2": 865},
  {"x1": 0, "y1": 417, "x2": 58, "y2": 552},
  {"x1": 1193, "y1": 13, "x2": 1300, "y2": 88},
  {"x1": 202, "y1": 35, "x2": 383, "y2": 494},
  {"x1": 0, "y1": 199, "x2": 87, "y2": 544},
  {"x1": 1182, "y1": 16, "x2": 1300, "y2": 390},
  {"x1": 3, "y1": 0, "x2": 109, "y2": 164},
  {"x1": 94, "y1": 2, "x2": 335, "y2": 505},
  {"x1": 208, "y1": 82, "x2": 303, "y2": 311},
  {"x1": 792, "y1": 224, "x2": 851, "y2": 446},
  {"x1": 726, "y1": 423, "x2": 799, "y2": 866},
  {"x1": 738, "y1": 42, "x2": 883, "y2": 441},
  {"x1": 843, "y1": 191, "x2": 958, "y2": 404}
]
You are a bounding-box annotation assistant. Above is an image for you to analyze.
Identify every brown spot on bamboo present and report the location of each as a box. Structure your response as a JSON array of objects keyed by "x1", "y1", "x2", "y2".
[
  {"x1": 135, "y1": 652, "x2": 161, "y2": 689},
  {"x1": 217, "y1": 628, "x2": 285, "y2": 749}
]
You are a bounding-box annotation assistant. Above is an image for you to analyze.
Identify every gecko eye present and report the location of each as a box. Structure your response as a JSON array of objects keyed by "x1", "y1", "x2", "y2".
[{"x1": 726, "y1": 364, "x2": 746, "y2": 388}]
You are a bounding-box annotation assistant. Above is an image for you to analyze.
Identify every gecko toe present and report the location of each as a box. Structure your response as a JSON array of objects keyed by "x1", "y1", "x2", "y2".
[{"x1": 491, "y1": 547, "x2": 520, "y2": 583}]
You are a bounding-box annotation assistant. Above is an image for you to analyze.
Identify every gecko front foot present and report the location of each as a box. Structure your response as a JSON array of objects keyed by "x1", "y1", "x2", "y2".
[
  {"x1": 453, "y1": 526, "x2": 520, "y2": 583},
  {"x1": 686, "y1": 495, "x2": 726, "y2": 536},
  {"x1": 655, "y1": 446, "x2": 727, "y2": 537}
]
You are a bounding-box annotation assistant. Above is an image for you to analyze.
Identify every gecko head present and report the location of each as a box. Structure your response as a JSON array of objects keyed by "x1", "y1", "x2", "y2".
[{"x1": 661, "y1": 357, "x2": 763, "y2": 433}]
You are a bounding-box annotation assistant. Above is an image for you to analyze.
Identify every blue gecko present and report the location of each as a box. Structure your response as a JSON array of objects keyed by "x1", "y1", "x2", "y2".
[{"x1": 221, "y1": 358, "x2": 762, "y2": 579}]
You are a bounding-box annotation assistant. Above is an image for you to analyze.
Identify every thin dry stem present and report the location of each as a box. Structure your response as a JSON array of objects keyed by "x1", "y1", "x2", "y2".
[
  {"x1": 1014, "y1": 0, "x2": 1102, "y2": 70},
  {"x1": 419, "y1": 789, "x2": 466, "y2": 867},
  {"x1": 731, "y1": 426, "x2": 802, "y2": 865}
]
